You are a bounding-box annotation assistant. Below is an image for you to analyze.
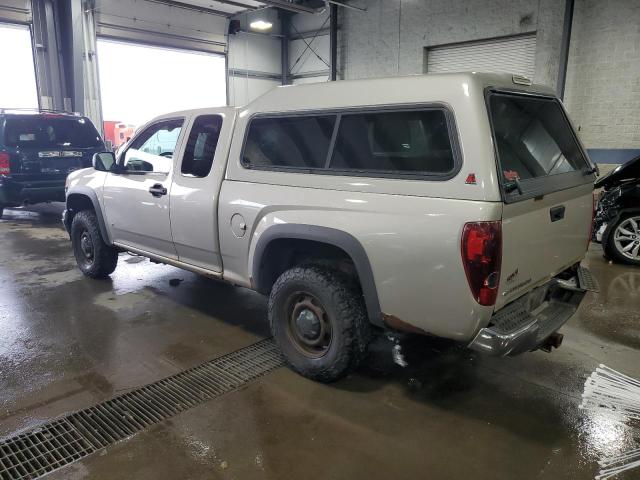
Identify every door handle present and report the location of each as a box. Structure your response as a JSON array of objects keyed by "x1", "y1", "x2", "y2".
[
  {"x1": 149, "y1": 183, "x2": 167, "y2": 197},
  {"x1": 550, "y1": 205, "x2": 565, "y2": 222}
]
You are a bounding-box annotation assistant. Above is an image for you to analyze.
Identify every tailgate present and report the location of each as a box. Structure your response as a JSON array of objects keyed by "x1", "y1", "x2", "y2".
[
  {"x1": 18, "y1": 149, "x2": 86, "y2": 175},
  {"x1": 497, "y1": 183, "x2": 593, "y2": 308},
  {"x1": 487, "y1": 90, "x2": 595, "y2": 310}
]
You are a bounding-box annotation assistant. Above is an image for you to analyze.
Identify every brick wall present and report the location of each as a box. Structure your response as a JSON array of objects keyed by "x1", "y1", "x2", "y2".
[
  {"x1": 338, "y1": 0, "x2": 564, "y2": 88},
  {"x1": 563, "y1": 0, "x2": 640, "y2": 149}
]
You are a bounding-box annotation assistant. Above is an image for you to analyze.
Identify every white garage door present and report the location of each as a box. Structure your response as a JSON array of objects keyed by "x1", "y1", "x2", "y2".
[{"x1": 426, "y1": 34, "x2": 537, "y2": 79}]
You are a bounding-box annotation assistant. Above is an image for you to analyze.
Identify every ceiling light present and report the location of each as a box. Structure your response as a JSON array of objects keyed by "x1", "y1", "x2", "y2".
[{"x1": 250, "y1": 20, "x2": 273, "y2": 31}]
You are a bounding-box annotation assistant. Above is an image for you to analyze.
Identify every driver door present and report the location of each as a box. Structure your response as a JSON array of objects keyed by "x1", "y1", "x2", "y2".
[{"x1": 103, "y1": 117, "x2": 185, "y2": 259}]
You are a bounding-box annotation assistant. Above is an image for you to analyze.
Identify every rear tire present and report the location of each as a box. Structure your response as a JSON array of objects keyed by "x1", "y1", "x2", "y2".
[
  {"x1": 605, "y1": 214, "x2": 640, "y2": 266},
  {"x1": 269, "y1": 266, "x2": 371, "y2": 382},
  {"x1": 71, "y1": 210, "x2": 119, "y2": 278}
]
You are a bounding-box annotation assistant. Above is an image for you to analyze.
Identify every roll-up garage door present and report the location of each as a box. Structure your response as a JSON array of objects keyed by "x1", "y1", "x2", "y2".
[
  {"x1": 425, "y1": 34, "x2": 536, "y2": 79},
  {"x1": 96, "y1": 0, "x2": 227, "y2": 54}
]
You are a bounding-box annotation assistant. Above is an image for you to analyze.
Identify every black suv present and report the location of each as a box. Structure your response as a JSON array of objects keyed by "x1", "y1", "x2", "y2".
[{"x1": 0, "y1": 110, "x2": 105, "y2": 218}]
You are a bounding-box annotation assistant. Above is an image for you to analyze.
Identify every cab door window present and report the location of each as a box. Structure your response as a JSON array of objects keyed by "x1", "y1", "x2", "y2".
[
  {"x1": 181, "y1": 115, "x2": 223, "y2": 177},
  {"x1": 123, "y1": 119, "x2": 183, "y2": 173}
]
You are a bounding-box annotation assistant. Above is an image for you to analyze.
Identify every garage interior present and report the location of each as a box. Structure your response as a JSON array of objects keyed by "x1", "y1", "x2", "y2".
[{"x1": 0, "y1": 0, "x2": 639, "y2": 479}]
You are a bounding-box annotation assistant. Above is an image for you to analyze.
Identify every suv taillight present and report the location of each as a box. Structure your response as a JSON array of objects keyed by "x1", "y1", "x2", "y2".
[
  {"x1": 461, "y1": 221, "x2": 502, "y2": 306},
  {"x1": 587, "y1": 193, "x2": 596, "y2": 249},
  {"x1": 0, "y1": 152, "x2": 10, "y2": 175}
]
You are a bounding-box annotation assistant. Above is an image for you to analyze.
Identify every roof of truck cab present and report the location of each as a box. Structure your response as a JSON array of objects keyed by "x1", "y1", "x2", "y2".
[
  {"x1": 242, "y1": 72, "x2": 556, "y2": 114},
  {"x1": 152, "y1": 106, "x2": 238, "y2": 119}
]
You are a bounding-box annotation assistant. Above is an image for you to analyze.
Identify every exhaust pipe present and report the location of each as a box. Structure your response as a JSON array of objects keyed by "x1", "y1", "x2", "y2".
[{"x1": 540, "y1": 332, "x2": 564, "y2": 353}]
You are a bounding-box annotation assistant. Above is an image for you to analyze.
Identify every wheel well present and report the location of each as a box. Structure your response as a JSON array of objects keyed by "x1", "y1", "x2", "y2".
[
  {"x1": 67, "y1": 194, "x2": 95, "y2": 215},
  {"x1": 255, "y1": 238, "x2": 359, "y2": 295}
]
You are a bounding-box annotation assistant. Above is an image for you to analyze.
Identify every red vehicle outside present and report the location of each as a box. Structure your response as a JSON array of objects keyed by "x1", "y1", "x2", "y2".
[{"x1": 103, "y1": 120, "x2": 134, "y2": 150}]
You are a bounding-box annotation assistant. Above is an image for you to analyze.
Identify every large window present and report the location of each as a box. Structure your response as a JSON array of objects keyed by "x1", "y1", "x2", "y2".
[
  {"x1": 243, "y1": 115, "x2": 336, "y2": 169},
  {"x1": 242, "y1": 108, "x2": 457, "y2": 178},
  {"x1": 488, "y1": 93, "x2": 588, "y2": 183},
  {"x1": 0, "y1": 23, "x2": 38, "y2": 109},
  {"x1": 330, "y1": 110, "x2": 455, "y2": 174}
]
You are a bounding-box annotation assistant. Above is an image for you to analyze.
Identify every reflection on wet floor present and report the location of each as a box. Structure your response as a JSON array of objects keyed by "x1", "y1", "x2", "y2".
[{"x1": 0, "y1": 204, "x2": 639, "y2": 479}]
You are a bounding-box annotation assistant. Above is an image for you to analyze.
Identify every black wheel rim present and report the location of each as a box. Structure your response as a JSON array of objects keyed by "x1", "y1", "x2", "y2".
[
  {"x1": 77, "y1": 229, "x2": 95, "y2": 267},
  {"x1": 285, "y1": 291, "x2": 332, "y2": 358}
]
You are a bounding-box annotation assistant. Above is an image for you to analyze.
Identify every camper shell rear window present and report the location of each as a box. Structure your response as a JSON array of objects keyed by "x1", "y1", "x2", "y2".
[{"x1": 487, "y1": 90, "x2": 592, "y2": 202}]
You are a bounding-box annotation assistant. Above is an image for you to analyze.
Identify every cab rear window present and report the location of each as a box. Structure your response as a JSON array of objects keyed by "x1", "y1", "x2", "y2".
[
  {"x1": 488, "y1": 93, "x2": 588, "y2": 183},
  {"x1": 3, "y1": 116, "x2": 103, "y2": 149}
]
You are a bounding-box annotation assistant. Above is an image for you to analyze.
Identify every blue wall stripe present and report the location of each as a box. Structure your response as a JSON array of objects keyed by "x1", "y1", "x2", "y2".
[{"x1": 587, "y1": 149, "x2": 640, "y2": 165}]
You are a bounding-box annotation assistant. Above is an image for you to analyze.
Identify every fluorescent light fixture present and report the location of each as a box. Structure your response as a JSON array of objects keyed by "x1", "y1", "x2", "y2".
[{"x1": 250, "y1": 20, "x2": 273, "y2": 31}]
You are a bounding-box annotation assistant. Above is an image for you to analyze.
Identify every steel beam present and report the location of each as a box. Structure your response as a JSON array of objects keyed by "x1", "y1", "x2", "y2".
[
  {"x1": 329, "y1": 3, "x2": 337, "y2": 81},
  {"x1": 557, "y1": 0, "x2": 575, "y2": 100},
  {"x1": 280, "y1": 10, "x2": 290, "y2": 85}
]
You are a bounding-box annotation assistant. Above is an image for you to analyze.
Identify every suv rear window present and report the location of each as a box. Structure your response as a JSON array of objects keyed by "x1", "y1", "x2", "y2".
[
  {"x1": 3, "y1": 116, "x2": 102, "y2": 149},
  {"x1": 488, "y1": 93, "x2": 588, "y2": 184}
]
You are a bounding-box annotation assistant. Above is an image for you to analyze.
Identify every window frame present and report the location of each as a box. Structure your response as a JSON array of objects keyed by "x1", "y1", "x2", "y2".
[
  {"x1": 179, "y1": 114, "x2": 223, "y2": 179},
  {"x1": 485, "y1": 88, "x2": 594, "y2": 204},
  {"x1": 117, "y1": 116, "x2": 185, "y2": 175},
  {"x1": 240, "y1": 104, "x2": 462, "y2": 181}
]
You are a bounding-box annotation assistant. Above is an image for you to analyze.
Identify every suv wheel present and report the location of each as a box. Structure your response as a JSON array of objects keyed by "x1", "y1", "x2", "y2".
[
  {"x1": 605, "y1": 214, "x2": 640, "y2": 266},
  {"x1": 71, "y1": 210, "x2": 119, "y2": 278},
  {"x1": 269, "y1": 266, "x2": 371, "y2": 382}
]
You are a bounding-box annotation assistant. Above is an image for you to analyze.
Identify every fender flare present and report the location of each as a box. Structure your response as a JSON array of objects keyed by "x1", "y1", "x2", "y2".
[
  {"x1": 252, "y1": 224, "x2": 383, "y2": 327},
  {"x1": 65, "y1": 186, "x2": 112, "y2": 245}
]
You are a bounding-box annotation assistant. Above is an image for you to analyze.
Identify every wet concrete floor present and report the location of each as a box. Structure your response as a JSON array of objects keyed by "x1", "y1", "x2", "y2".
[{"x1": 0, "y1": 204, "x2": 639, "y2": 479}]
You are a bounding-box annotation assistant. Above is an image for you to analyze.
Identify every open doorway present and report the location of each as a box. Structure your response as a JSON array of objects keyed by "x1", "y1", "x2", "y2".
[
  {"x1": 0, "y1": 23, "x2": 38, "y2": 109},
  {"x1": 96, "y1": 39, "x2": 226, "y2": 149}
]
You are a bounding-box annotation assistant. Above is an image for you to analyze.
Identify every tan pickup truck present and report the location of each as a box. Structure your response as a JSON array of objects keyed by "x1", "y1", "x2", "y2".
[{"x1": 64, "y1": 72, "x2": 598, "y2": 382}]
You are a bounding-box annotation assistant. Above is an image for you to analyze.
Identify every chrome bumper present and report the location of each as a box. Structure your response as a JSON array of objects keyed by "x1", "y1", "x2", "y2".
[{"x1": 468, "y1": 266, "x2": 597, "y2": 356}]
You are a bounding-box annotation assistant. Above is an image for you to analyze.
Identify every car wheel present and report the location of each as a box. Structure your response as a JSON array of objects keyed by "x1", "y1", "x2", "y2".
[
  {"x1": 605, "y1": 214, "x2": 640, "y2": 266},
  {"x1": 0, "y1": 206, "x2": 3, "y2": 219},
  {"x1": 71, "y1": 210, "x2": 119, "y2": 278},
  {"x1": 269, "y1": 266, "x2": 371, "y2": 382}
]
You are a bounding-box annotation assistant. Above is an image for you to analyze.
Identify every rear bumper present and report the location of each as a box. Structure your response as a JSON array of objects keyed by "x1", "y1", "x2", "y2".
[
  {"x1": 0, "y1": 177, "x2": 66, "y2": 206},
  {"x1": 468, "y1": 266, "x2": 597, "y2": 356}
]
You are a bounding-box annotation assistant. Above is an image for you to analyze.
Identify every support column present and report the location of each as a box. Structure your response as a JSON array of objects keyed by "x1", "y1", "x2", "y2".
[
  {"x1": 329, "y1": 3, "x2": 338, "y2": 81},
  {"x1": 30, "y1": 0, "x2": 103, "y2": 131},
  {"x1": 31, "y1": 0, "x2": 67, "y2": 110}
]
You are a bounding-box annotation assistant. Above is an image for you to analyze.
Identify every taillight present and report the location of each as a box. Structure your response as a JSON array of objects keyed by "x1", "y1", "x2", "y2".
[
  {"x1": 587, "y1": 193, "x2": 597, "y2": 249},
  {"x1": 0, "y1": 152, "x2": 10, "y2": 175},
  {"x1": 461, "y1": 221, "x2": 502, "y2": 306}
]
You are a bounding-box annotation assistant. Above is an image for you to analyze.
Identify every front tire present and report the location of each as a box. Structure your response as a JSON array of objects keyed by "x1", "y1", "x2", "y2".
[
  {"x1": 269, "y1": 266, "x2": 371, "y2": 382},
  {"x1": 71, "y1": 210, "x2": 119, "y2": 278},
  {"x1": 605, "y1": 214, "x2": 640, "y2": 266}
]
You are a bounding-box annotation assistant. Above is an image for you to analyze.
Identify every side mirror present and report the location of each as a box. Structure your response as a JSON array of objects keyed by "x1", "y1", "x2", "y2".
[{"x1": 92, "y1": 152, "x2": 116, "y2": 172}]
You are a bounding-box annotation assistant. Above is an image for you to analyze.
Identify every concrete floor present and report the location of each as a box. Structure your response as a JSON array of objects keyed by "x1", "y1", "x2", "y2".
[{"x1": 0, "y1": 204, "x2": 639, "y2": 480}]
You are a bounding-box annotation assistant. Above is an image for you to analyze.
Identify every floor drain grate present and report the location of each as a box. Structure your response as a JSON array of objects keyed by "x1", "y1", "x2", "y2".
[{"x1": 0, "y1": 339, "x2": 282, "y2": 480}]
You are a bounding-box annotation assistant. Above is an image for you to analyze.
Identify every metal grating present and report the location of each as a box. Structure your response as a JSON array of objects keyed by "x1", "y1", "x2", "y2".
[{"x1": 0, "y1": 339, "x2": 282, "y2": 480}]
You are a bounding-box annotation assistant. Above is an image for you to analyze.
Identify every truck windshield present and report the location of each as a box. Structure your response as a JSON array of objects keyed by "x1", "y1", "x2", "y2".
[
  {"x1": 3, "y1": 116, "x2": 103, "y2": 149},
  {"x1": 488, "y1": 92, "x2": 588, "y2": 185}
]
